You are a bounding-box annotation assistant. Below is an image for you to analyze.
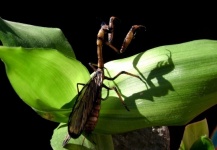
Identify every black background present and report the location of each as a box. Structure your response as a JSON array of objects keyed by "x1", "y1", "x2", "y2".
[{"x1": 0, "y1": 13, "x2": 217, "y2": 150}]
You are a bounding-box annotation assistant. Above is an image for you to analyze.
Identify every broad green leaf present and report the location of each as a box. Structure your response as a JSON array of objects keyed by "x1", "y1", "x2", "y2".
[
  {"x1": 0, "y1": 17, "x2": 75, "y2": 58},
  {"x1": 179, "y1": 119, "x2": 209, "y2": 150},
  {"x1": 91, "y1": 39, "x2": 217, "y2": 134},
  {"x1": 0, "y1": 18, "x2": 89, "y2": 122},
  {"x1": 50, "y1": 123, "x2": 114, "y2": 150},
  {"x1": 190, "y1": 135, "x2": 215, "y2": 150},
  {"x1": 0, "y1": 46, "x2": 90, "y2": 122}
]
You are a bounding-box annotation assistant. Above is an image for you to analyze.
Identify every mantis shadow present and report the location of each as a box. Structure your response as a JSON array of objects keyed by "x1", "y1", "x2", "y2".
[{"x1": 107, "y1": 50, "x2": 175, "y2": 107}]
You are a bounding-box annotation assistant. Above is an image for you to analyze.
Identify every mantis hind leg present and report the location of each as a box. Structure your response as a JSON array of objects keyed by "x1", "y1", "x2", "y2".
[
  {"x1": 104, "y1": 70, "x2": 143, "y2": 82},
  {"x1": 102, "y1": 84, "x2": 130, "y2": 111},
  {"x1": 103, "y1": 70, "x2": 145, "y2": 111}
]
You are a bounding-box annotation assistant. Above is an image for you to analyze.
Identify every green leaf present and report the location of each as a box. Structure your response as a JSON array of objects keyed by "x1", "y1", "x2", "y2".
[
  {"x1": 190, "y1": 135, "x2": 215, "y2": 150},
  {"x1": 179, "y1": 119, "x2": 209, "y2": 150},
  {"x1": 0, "y1": 46, "x2": 90, "y2": 122},
  {"x1": 0, "y1": 17, "x2": 75, "y2": 58},
  {"x1": 0, "y1": 17, "x2": 90, "y2": 122},
  {"x1": 50, "y1": 123, "x2": 114, "y2": 150},
  {"x1": 91, "y1": 39, "x2": 217, "y2": 134}
]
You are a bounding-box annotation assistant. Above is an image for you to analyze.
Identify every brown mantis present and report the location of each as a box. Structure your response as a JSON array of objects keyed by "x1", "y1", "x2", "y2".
[{"x1": 63, "y1": 16, "x2": 145, "y2": 146}]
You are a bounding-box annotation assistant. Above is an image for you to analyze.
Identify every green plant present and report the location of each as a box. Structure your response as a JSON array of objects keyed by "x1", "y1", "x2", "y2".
[
  {"x1": 179, "y1": 119, "x2": 215, "y2": 150},
  {"x1": 0, "y1": 18, "x2": 216, "y2": 149}
]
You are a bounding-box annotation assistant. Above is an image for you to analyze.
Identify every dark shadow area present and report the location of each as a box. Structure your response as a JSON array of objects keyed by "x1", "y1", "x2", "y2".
[
  {"x1": 101, "y1": 50, "x2": 175, "y2": 128},
  {"x1": 145, "y1": 50, "x2": 175, "y2": 96},
  {"x1": 107, "y1": 49, "x2": 175, "y2": 105},
  {"x1": 104, "y1": 50, "x2": 181, "y2": 150}
]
